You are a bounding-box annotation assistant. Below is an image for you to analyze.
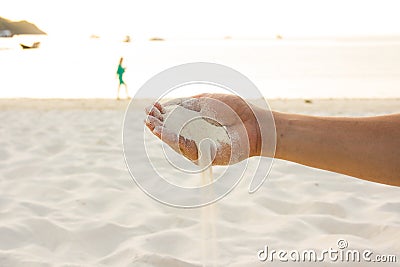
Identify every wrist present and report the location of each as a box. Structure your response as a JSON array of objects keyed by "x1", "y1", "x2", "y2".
[
  {"x1": 271, "y1": 111, "x2": 313, "y2": 161},
  {"x1": 271, "y1": 111, "x2": 287, "y2": 159},
  {"x1": 252, "y1": 107, "x2": 281, "y2": 158}
]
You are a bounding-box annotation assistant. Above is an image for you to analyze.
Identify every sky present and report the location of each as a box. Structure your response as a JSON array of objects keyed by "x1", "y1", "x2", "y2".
[{"x1": 2, "y1": 0, "x2": 400, "y2": 40}]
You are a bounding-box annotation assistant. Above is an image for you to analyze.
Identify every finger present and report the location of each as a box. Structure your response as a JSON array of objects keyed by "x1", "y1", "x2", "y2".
[
  {"x1": 144, "y1": 105, "x2": 151, "y2": 115},
  {"x1": 153, "y1": 126, "x2": 198, "y2": 161},
  {"x1": 145, "y1": 115, "x2": 163, "y2": 131},
  {"x1": 163, "y1": 97, "x2": 190, "y2": 107},
  {"x1": 178, "y1": 135, "x2": 199, "y2": 162},
  {"x1": 163, "y1": 97, "x2": 201, "y2": 112},
  {"x1": 153, "y1": 102, "x2": 165, "y2": 114},
  {"x1": 144, "y1": 101, "x2": 164, "y2": 112},
  {"x1": 144, "y1": 101, "x2": 164, "y2": 114},
  {"x1": 181, "y1": 98, "x2": 201, "y2": 112},
  {"x1": 212, "y1": 142, "x2": 231, "y2": 166},
  {"x1": 145, "y1": 105, "x2": 164, "y2": 121}
]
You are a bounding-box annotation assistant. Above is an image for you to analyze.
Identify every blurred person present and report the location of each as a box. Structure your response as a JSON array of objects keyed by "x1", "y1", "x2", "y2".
[{"x1": 116, "y1": 57, "x2": 130, "y2": 100}]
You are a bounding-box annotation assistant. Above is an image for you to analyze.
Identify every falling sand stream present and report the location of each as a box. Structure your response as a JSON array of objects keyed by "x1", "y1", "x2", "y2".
[
  {"x1": 199, "y1": 140, "x2": 218, "y2": 267},
  {"x1": 163, "y1": 104, "x2": 230, "y2": 267}
]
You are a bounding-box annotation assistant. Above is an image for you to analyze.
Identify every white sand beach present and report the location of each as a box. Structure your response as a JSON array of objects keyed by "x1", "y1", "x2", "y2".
[{"x1": 0, "y1": 98, "x2": 399, "y2": 267}]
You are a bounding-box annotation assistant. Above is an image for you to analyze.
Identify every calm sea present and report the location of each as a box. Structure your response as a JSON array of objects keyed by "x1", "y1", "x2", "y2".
[{"x1": 1, "y1": 36, "x2": 400, "y2": 98}]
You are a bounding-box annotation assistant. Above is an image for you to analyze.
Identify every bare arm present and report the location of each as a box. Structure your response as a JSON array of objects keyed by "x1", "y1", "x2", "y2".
[
  {"x1": 145, "y1": 94, "x2": 400, "y2": 187},
  {"x1": 270, "y1": 111, "x2": 400, "y2": 186}
]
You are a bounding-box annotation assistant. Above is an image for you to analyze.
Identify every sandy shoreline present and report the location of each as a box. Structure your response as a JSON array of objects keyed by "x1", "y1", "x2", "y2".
[{"x1": 0, "y1": 98, "x2": 399, "y2": 266}]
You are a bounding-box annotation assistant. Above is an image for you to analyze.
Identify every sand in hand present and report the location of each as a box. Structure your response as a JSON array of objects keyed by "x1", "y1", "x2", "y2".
[{"x1": 163, "y1": 104, "x2": 230, "y2": 155}]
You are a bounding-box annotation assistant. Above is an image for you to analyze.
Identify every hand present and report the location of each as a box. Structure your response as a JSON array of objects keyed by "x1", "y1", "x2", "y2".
[{"x1": 145, "y1": 93, "x2": 262, "y2": 165}]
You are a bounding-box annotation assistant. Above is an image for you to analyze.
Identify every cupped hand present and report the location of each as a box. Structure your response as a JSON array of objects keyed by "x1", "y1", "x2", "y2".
[{"x1": 145, "y1": 93, "x2": 262, "y2": 165}]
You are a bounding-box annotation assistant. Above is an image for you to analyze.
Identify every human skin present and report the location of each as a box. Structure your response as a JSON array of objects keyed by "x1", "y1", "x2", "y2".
[{"x1": 145, "y1": 94, "x2": 400, "y2": 187}]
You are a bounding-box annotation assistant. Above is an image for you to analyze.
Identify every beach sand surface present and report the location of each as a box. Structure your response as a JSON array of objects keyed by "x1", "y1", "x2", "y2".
[{"x1": 0, "y1": 98, "x2": 399, "y2": 267}]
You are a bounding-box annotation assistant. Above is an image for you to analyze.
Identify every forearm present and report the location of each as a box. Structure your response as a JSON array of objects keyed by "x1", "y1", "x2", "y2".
[{"x1": 267, "y1": 111, "x2": 400, "y2": 186}]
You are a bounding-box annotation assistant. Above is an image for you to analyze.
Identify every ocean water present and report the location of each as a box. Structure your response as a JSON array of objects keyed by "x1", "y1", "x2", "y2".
[{"x1": 1, "y1": 36, "x2": 400, "y2": 98}]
